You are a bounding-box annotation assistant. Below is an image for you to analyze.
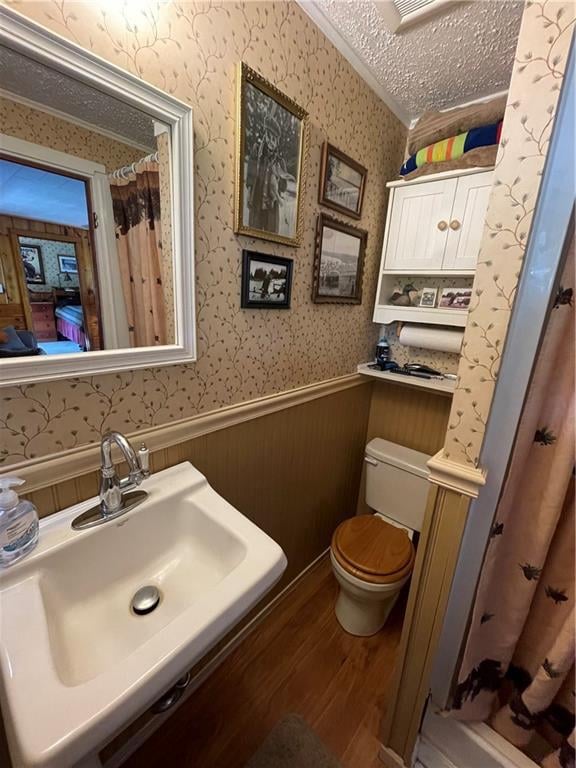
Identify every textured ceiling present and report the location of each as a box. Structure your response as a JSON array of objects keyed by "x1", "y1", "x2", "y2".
[
  {"x1": 0, "y1": 45, "x2": 157, "y2": 149},
  {"x1": 300, "y1": 0, "x2": 524, "y2": 123}
]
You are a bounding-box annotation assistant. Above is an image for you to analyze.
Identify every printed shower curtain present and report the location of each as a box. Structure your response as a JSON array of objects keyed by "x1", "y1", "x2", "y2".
[
  {"x1": 451, "y1": 250, "x2": 575, "y2": 768},
  {"x1": 109, "y1": 157, "x2": 167, "y2": 347}
]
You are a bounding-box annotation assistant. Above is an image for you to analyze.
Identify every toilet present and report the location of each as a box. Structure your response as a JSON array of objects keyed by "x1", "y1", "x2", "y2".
[{"x1": 330, "y1": 438, "x2": 430, "y2": 636}]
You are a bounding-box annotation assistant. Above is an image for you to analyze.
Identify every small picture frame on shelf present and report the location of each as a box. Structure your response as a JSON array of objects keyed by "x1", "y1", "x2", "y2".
[
  {"x1": 419, "y1": 287, "x2": 438, "y2": 308},
  {"x1": 241, "y1": 250, "x2": 293, "y2": 309},
  {"x1": 439, "y1": 287, "x2": 472, "y2": 309}
]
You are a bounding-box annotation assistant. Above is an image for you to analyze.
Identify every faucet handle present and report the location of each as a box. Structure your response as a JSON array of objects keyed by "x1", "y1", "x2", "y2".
[{"x1": 138, "y1": 442, "x2": 150, "y2": 478}]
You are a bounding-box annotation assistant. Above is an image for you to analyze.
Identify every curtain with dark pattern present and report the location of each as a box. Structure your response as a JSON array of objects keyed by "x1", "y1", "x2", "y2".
[
  {"x1": 451, "y1": 246, "x2": 575, "y2": 768},
  {"x1": 109, "y1": 159, "x2": 167, "y2": 347}
]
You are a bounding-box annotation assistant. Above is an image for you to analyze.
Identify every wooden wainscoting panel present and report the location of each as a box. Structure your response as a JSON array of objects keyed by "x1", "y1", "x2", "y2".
[
  {"x1": 357, "y1": 381, "x2": 451, "y2": 514},
  {"x1": 379, "y1": 485, "x2": 471, "y2": 767},
  {"x1": 21, "y1": 384, "x2": 373, "y2": 587},
  {"x1": 366, "y1": 380, "x2": 451, "y2": 454},
  {"x1": 173, "y1": 384, "x2": 372, "y2": 585}
]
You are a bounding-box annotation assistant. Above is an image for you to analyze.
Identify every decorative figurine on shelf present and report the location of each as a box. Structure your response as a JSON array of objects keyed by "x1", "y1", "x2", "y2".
[{"x1": 388, "y1": 283, "x2": 420, "y2": 306}]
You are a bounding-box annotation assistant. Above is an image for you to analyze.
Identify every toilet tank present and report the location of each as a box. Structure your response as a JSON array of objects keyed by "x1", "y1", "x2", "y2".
[{"x1": 365, "y1": 438, "x2": 430, "y2": 532}]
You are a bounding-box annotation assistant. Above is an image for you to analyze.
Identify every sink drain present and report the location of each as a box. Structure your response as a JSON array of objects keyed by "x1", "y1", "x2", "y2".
[{"x1": 131, "y1": 585, "x2": 161, "y2": 616}]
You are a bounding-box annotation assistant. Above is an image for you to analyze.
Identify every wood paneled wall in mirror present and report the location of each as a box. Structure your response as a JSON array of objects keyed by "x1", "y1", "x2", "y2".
[{"x1": 0, "y1": 8, "x2": 195, "y2": 385}]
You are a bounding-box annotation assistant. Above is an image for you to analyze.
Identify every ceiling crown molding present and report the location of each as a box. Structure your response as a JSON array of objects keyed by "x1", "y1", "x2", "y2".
[{"x1": 296, "y1": 0, "x2": 411, "y2": 126}]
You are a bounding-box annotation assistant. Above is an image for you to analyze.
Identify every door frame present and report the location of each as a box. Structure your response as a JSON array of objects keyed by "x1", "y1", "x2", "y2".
[
  {"x1": 9, "y1": 227, "x2": 96, "y2": 348},
  {"x1": 1, "y1": 136, "x2": 127, "y2": 349},
  {"x1": 428, "y1": 46, "x2": 575, "y2": 708}
]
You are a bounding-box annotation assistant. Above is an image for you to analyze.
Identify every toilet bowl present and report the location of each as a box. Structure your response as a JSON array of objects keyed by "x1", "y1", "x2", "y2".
[
  {"x1": 329, "y1": 438, "x2": 430, "y2": 636},
  {"x1": 330, "y1": 514, "x2": 414, "y2": 636}
]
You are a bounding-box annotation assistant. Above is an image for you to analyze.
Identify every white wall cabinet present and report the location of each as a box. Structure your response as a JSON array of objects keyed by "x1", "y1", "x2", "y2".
[
  {"x1": 374, "y1": 168, "x2": 493, "y2": 327},
  {"x1": 384, "y1": 177, "x2": 457, "y2": 272}
]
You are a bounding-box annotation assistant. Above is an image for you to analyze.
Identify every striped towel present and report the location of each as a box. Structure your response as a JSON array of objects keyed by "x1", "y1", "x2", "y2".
[{"x1": 400, "y1": 121, "x2": 503, "y2": 176}]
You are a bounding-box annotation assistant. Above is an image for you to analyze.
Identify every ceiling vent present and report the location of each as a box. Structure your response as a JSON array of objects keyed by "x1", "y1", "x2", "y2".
[{"x1": 374, "y1": 0, "x2": 460, "y2": 33}]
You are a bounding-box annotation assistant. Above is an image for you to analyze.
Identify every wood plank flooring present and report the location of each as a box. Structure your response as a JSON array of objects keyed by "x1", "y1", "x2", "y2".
[{"x1": 123, "y1": 558, "x2": 405, "y2": 768}]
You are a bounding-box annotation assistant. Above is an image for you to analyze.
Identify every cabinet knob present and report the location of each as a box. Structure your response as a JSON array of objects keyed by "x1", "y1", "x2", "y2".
[
  {"x1": 437, "y1": 220, "x2": 448, "y2": 231},
  {"x1": 449, "y1": 219, "x2": 461, "y2": 230}
]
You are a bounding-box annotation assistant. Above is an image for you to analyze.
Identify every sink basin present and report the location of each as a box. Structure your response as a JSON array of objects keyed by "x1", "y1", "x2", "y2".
[{"x1": 0, "y1": 462, "x2": 287, "y2": 768}]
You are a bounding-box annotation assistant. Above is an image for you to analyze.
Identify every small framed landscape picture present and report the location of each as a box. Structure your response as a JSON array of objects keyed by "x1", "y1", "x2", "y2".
[
  {"x1": 319, "y1": 142, "x2": 367, "y2": 220},
  {"x1": 439, "y1": 287, "x2": 472, "y2": 309},
  {"x1": 419, "y1": 287, "x2": 438, "y2": 308},
  {"x1": 58, "y1": 254, "x2": 78, "y2": 274},
  {"x1": 312, "y1": 214, "x2": 367, "y2": 304},
  {"x1": 241, "y1": 250, "x2": 293, "y2": 309},
  {"x1": 20, "y1": 244, "x2": 45, "y2": 284}
]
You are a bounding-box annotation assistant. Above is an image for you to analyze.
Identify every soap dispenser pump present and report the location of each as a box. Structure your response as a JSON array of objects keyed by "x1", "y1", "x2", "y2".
[{"x1": 0, "y1": 477, "x2": 39, "y2": 568}]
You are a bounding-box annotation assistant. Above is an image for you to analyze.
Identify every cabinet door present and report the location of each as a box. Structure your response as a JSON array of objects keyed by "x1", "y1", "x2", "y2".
[
  {"x1": 442, "y1": 171, "x2": 493, "y2": 271},
  {"x1": 383, "y1": 178, "x2": 457, "y2": 271}
]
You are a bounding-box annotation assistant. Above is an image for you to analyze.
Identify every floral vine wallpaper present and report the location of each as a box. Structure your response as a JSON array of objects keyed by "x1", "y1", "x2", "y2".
[
  {"x1": 0, "y1": 0, "x2": 406, "y2": 465},
  {"x1": 444, "y1": 0, "x2": 575, "y2": 467}
]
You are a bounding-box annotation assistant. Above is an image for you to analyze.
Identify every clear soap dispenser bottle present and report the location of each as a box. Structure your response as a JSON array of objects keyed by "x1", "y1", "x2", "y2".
[{"x1": 0, "y1": 477, "x2": 39, "y2": 568}]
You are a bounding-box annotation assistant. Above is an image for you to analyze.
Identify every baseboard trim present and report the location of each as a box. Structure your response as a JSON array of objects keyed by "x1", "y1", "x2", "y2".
[
  {"x1": 379, "y1": 743, "x2": 410, "y2": 768},
  {"x1": 6, "y1": 373, "x2": 366, "y2": 493},
  {"x1": 104, "y1": 549, "x2": 330, "y2": 768}
]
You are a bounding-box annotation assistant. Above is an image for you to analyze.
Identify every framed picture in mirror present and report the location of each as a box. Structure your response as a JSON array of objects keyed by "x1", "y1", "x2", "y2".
[
  {"x1": 312, "y1": 214, "x2": 367, "y2": 304},
  {"x1": 57, "y1": 255, "x2": 78, "y2": 274},
  {"x1": 235, "y1": 63, "x2": 308, "y2": 247},
  {"x1": 20, "y1": 244, "x2": 45, "y2": 284},
  {"x1": 318, "y1": 143, "x2": 367, "y2": 220}
]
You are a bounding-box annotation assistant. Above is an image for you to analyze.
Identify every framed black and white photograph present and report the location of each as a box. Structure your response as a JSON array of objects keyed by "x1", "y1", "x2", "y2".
[
  {"x1": 241, "y1": 250, "x2": 293, "y2": 309},
  {"x1": 419, "y1": 287, "x2": 438, "y2": 308},
  {"x1": 58, "y1": 254, "x2": 78, "y2": 274},
  {"x1": 235, "y1": 63, "x2": 308, "y2": 247},
  {"x1": 312, "y1": 215, "x2": 367, "y2": 304},
  {"x1": 19, "y1": 244, "x2": 45, "y2": 284},
  {"x1": 439, "y1": 287, "x2": 472, "y2": 309},
  {"x1": 319, "y1": 142, "x2": 367, "y2": 220}
]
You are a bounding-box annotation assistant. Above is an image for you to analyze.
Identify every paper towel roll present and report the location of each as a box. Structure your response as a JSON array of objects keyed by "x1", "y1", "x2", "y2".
[{"x1": 398, "y1": 324, "x2": 463, "y2": 354}]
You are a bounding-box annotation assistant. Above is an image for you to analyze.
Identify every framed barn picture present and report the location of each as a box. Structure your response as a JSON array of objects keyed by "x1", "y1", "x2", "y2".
[
  {"x1": 318, "y1": 142, "x2": 367, "y2": 220},
  {"x1": 312, "y1": 214, "x2": 367, "y2": 304}
]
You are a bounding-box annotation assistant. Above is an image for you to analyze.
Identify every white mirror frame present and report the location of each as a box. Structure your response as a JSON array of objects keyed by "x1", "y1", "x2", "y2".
[{"x1": 0, "y1": 7, "x2": 196, "y2": 386}]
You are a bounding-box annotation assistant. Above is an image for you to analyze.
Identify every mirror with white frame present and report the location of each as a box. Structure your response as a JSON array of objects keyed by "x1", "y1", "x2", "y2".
[{"x1": 0, "y1": 8, "x2": 195, "y2": 385}]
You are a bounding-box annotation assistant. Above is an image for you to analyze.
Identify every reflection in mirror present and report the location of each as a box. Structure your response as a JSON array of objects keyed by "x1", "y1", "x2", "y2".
[{"x1": 0, "y1": 43, "x2": 175, "y2": 359}]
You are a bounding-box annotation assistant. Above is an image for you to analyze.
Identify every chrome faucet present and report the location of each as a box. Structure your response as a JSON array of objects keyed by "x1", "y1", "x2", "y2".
[
  {"x1": 99, "y1": 431, "x2": 150, "y2": 514},
  {"x1": 72, "y1": 431, "x2": 150, "y2": 530}
]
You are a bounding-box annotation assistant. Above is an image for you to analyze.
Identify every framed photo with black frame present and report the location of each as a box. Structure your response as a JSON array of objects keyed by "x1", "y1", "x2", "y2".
[{"x1": 241, "y1": 250, "x2": 293, "y2": 309}]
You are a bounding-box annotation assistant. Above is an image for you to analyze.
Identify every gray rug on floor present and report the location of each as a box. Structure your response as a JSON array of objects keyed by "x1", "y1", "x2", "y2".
[{"x1": 245, "y1": 714, "x2": 343, "y2": 768}]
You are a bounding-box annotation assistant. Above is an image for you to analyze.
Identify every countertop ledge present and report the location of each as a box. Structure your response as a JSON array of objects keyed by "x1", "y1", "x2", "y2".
[{"x1": 357, "y1": 363, "x2": 456, "y2": 395}]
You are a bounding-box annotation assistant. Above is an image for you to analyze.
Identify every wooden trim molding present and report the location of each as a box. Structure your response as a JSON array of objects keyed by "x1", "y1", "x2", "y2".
[
  {"x1": 379, "y1": 483, "x2": 471, "y2": 767},
  {"x1": 4, "y1": 373, "x2": 366, "y2": 493},
  {"x1": 427, "y1": 449, "x2": 486, "y2": 498}
]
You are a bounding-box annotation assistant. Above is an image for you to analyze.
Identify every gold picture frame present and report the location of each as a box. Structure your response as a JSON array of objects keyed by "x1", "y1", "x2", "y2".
[{"x1": 234, "y1": 62, "x2": 308, "y2": 247}]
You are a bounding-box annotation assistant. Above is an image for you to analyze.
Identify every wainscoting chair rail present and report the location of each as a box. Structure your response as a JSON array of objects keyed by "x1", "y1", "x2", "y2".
[{"x1": 3, "y1": 374, "x2": 367, "y2": 493}]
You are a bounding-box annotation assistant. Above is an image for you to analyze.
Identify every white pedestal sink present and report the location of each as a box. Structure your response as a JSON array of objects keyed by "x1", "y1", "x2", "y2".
[{"x1": 0, "y1": 462, "x2": 287, "y2": 768}]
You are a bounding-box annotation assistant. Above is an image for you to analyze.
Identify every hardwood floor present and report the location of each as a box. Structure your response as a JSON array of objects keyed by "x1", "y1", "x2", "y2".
[{"x1": 123, "y1": 558, "x2": 405, "y2": 768}]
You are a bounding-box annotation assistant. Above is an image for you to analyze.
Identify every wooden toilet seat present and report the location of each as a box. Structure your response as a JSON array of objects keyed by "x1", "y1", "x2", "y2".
[{"x1": 331, "y1": 515, "x2": 415, "y2": 585}]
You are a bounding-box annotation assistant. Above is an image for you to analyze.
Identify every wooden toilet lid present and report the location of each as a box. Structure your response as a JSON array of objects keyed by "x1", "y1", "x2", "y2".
[{"x1": 331, "y1": 515, "x2": 415, "y2": 585}]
